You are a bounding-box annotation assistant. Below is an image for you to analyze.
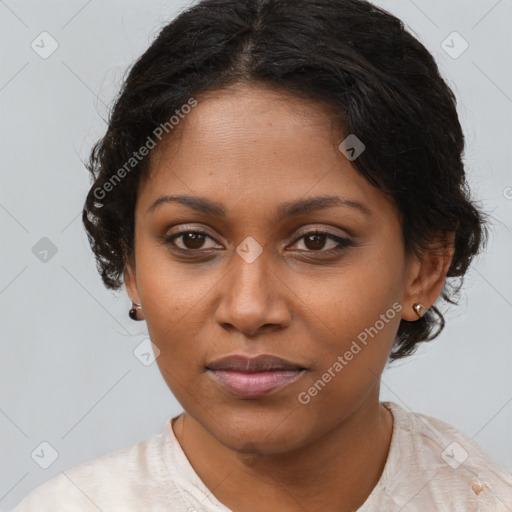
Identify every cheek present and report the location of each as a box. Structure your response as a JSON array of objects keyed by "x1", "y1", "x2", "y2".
[
  {"x1": 134, "y1": 221, "x2": 404, "y2": 379},
  {"x1": 321, "y1": 271, "x2": 403, "y2": 347},
  {"x1": 293, "y1": 249, "x2": 404, "y2": 398},
  {"x1": 293, "y1": 244, "x2": 404, "y2": 346},
  {"x1": 295, "y1": 296, "x2": 400, "y2": 423},
  {"x1": 134, "y1": 242, "x2": 217, "y2": 340}
]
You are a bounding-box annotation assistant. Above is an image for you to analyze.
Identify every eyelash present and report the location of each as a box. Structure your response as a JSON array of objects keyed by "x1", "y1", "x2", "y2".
[{"x1": 162, "y1": 229, "x2": 353, "y2": 255}]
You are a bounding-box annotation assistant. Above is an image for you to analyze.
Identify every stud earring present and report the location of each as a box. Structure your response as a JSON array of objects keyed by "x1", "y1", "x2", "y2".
[
  {"x1": 412, "y1": 302, "x2": 428, "y2": 318},
  {"x1": 129, "y1": 302, "x2": 143, "y2": 321}
]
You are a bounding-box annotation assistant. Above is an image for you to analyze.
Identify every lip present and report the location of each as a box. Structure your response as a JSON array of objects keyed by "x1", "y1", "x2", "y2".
[
  {"x1": 208, "y1": 369, "x2": 306, "y2": 398},
  {"x1": 206, "y1": 354, "x2": 306, "y2": 372},
  {"x1": 206, "y1": 354, "x2": 307, "y2": 399}
]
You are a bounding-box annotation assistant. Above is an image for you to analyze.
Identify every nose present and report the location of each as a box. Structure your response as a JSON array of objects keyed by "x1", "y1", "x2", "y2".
[{"x1": 213, "y1": 246, "x2": 291, "y2": 338}]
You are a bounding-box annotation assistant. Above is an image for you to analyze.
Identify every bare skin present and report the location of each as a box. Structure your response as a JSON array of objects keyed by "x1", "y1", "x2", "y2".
[{"x1": 124, "y1": 83, "x2": 454, "y2": 511}]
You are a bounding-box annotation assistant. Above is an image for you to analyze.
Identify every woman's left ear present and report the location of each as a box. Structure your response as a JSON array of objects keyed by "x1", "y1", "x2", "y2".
[{"x1": 401, "y1": 232, "x2": 456, "y2": 321}]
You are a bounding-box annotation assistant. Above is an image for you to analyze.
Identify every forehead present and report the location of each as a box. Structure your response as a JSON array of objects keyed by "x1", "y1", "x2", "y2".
[
  {"x1": 151, "y1": 84, "x2": 341, "y2": 162},
  {"x1": 138, "y1": 84, "x2": 392, "y2": 219}
]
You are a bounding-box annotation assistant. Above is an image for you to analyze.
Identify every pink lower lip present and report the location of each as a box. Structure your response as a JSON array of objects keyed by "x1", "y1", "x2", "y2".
[{"x1": 208, "y1": 369, "x2": 305, "y2": 398}]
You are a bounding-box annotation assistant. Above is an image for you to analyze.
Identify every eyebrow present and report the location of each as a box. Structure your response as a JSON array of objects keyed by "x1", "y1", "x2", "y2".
[{"x1": 147, "y1": 194, "x2": 371, "y2": 219}]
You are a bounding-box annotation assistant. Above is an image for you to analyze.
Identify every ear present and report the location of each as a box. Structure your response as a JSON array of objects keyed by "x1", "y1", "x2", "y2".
[
  {"x1": 401, "y1": 232, "x2": 455, "y2": 321},
  {"x1": 123, "y1": 255, "x2": 141, "y2": 305}
]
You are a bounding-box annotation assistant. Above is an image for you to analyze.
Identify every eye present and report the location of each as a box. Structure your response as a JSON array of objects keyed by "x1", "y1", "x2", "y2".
[
  {"x1": 162, "y1": 228, "x2": 353, "y2": 255},
  {"x1": 163, "y1": 230, "x2": 221, "y2": 251},
  {"x1": 288, "y1": 231, "x2": 353, "y2": 253}
]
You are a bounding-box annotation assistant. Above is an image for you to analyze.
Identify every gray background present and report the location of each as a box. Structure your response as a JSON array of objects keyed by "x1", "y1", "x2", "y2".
[{"x1": 1, "y1": 0, "x2": 511, "y2": 509}]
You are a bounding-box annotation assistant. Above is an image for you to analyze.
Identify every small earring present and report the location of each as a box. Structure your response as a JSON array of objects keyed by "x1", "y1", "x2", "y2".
[
  {"x1": 129, "y1": 302, "x2": 143, "y2": 321},
  {"x1": 412, "y1": 302, "x2": 428, "y2": 318}
]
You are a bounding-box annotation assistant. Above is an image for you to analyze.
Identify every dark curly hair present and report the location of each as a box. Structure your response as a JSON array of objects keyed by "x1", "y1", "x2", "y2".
[{"x1": 82, "y1": 0, "x2": 487, "y2": 361}]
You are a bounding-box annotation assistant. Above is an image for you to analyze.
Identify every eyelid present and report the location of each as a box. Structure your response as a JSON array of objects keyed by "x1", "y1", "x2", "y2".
[
  {"x1": 162, "y1": 223, "x2": 353, "y2": 254},
  {"x1": 290, "y1": 225, "x2": 350, "y2": 241},
  {"x1": 164, "y1": 224, "x2": 349, "y2": 242},
  {"x1": 286, "y1": 231, "x2": 353, "y2": 253},
  {"x1": 162, "y1": 225, "x2": 222, "y2": 249},
  {"x1": 163, "y1": 224, "x2": 218, "y2": 240}
]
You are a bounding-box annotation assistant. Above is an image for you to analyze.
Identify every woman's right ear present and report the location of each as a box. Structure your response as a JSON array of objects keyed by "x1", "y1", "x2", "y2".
[{"x1": 123, "y1": 258, "x2": 140, "y2": 305}]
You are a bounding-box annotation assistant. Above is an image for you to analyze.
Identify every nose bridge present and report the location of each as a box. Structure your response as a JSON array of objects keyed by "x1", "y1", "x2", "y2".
[
  {"x1": 214, "y1": 236, "x2": 288, "y2": 334},
  {"x1": 229, "y1": 237, "x2": 271, "y2": 305}
]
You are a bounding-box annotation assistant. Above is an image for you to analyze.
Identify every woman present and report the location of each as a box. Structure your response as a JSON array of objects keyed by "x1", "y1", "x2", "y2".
[{"x1": 13, "y1": 0, "x2": 512, "y2": 510}]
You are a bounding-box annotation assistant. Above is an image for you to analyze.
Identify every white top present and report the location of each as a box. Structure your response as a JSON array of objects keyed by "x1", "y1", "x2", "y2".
[{"x1": 12, "y1": 402, "x2": 512, "y2": 511}]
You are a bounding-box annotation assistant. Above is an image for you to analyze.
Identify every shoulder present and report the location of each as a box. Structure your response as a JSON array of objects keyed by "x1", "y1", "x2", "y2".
[
  {"x1": 10, "y1": 427, "x2": 174, "y2": 512},
  {"x1": 373, "y1": 402, "x2": 512, "y2": 511}
]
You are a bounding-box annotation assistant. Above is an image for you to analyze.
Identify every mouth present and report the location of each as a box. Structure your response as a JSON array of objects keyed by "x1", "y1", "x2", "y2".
[{"x1": 205, "y1": 354, "x2": 307, "y2": 399}]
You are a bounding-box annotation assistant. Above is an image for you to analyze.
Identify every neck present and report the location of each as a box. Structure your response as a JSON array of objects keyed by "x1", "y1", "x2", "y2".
[{"x1": 172, "y1": 388, "x2": 393, "y2": 512}]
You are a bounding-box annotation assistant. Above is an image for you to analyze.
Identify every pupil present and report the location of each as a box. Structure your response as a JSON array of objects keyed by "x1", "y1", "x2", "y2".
[
  {"x1": 306, "y1": 234, "x2": 325, "y2": 250},
  {"x1": 184, "y1": 232, "x2": 205, "y2": 249},
  {"x1": 180, "y1": 233, "x2": 329, "y2": 251}
]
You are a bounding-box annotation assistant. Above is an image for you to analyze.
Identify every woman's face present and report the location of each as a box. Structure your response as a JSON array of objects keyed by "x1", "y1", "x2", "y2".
[{"x1": 125, "y1": 84, "x2": 422, "y2": 453}]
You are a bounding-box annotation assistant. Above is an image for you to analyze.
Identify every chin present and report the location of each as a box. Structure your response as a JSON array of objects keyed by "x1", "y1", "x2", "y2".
[{"x1": 204, "y1": 405, "x2": 312, "y2": 455}]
